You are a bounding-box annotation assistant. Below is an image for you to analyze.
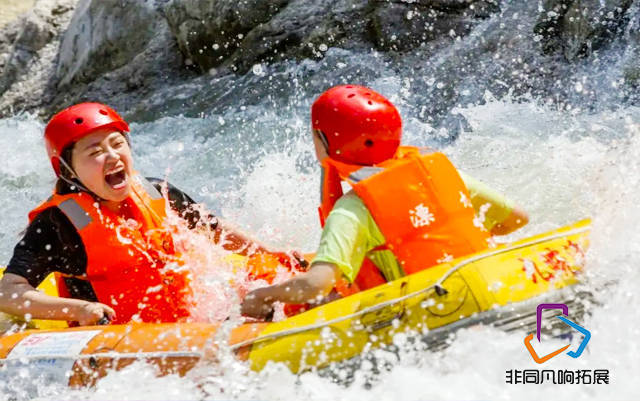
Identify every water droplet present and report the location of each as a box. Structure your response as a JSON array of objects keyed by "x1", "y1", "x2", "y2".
[{"x1": 252, "y1": 64, "x2": 264, "y2": 76}]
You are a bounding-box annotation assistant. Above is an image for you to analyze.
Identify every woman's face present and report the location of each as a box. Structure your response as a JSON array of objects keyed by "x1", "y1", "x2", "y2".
[{"x1": 71, "y1": 129, "x2": 134, "y2": 202}]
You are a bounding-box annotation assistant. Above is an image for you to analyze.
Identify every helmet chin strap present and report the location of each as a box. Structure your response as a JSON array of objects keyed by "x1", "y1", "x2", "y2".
[
  {"x1": 57, "y1": 156, "x2": 99, "y2": 198},
  {"x1": 316, "y1": 130, "x2": 330, "y2": 152}
]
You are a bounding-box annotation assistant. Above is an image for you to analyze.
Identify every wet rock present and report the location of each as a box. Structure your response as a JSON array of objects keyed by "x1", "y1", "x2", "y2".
[
  {"x1": 223, "y1": 0, "x2": 372, "y2": 73},
  {"x1": 369, "y1": 0, "x2": 498, "y2": 52},
  {"x1": 163, "y1": 0, "x2": 289, "y2": 72},
  {"x1": 0, "y1": 19, "x2": 23, "y2": 75},
  {"x1": 0, "y1": 0, "x2": 68, "y2": 94},
  {"x1": 48, "y1": 13, "x2": 186, "y2": 118},
  {"x1": 467, "y1": 0, "x2": 501, "y2": 18},
  {"x1": 0, "y1": 0, "x2": 502, "y2": 117},
  {"x1": 163, "y1": 0, "x2": 494, "y2": 73},
  {"x1": 0, "y1": 0, "x2": 190, "y2": 119},
  {"x1": 621, "y1": 3, "x2": 640, "y2": 98},
  {"x1": 164, "y1": 0, "x2": 373, "y2": 74},
  {"x1": 414, "y1": 0, "x2": 500, "y2": 16},
  {"x1": 371, "y1": 3, "x2": 462, "y2": 52},
  {"x1": 535, "y1": 0, "x2": 634, "y2": 61},
  {"x1": 561, "y1": 0, "x2": 634, "y2": 61},
  {"x1": 0, "y1": 0, "x2": 638, "y2": 121},
  {"x1": 382, "y1": 0, "x2": 477, "y2": 12},
  {"x1": 56, "y1": 0, "x2": 168, "y2": 87},
  {"x1": 0, "y1": 0, "x2": 77, "y2": 109},
  {"x1": 533, "y1": 0, "x2": 573, "y2": 54}
]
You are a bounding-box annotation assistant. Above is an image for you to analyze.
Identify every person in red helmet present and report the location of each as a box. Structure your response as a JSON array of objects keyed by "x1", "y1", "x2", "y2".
[
  {"x1": 0, "y1": 103, "x2": 302, "y2": 326},
  {"x1": 241, "y1": 85, "x2": 529, "y2": 319}
]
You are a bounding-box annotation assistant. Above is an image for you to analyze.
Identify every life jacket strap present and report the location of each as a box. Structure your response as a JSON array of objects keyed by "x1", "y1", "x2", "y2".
[{"x1": 58, "y1": 198, "x2": 92, "y2": 231}]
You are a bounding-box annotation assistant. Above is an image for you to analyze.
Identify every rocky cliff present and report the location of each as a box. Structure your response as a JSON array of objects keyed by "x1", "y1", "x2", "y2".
[{"x1": 0, "y1": 0, "x2": 638, "y2": 127}]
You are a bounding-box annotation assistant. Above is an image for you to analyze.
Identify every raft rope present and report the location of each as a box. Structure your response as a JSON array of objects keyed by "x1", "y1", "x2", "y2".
[
  {"x1": 229, "y1": 223, "x2": 590, "y2": 350},
  {"x1": 3, "y1": 350, "x2": 203, "y2": 362}
]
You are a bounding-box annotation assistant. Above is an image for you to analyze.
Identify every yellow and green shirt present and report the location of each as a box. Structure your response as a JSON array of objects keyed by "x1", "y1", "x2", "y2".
[{"x1": 311, "y1": 172, "x2": 515, "y2": 283}]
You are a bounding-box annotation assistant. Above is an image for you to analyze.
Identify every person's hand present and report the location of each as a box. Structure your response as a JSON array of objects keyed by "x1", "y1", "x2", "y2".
[
  {"x1": 241, "y1": 288, "x2": 275, "y2": 320},
  {"x1": 269, "y1": 250, "x2": 309, "y2": 271},
  {"x1": 75, "y1": 302, "x2": 116, "y2": 326}
]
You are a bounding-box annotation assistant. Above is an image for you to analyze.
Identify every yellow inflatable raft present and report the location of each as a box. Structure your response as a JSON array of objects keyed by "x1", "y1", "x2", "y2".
[{"x1": 0, "y1": 219, "x2": 590, "y2": 387}]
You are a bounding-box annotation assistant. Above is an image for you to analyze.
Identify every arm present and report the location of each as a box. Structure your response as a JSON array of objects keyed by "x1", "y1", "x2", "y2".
[
  {"x1": 2, "y1": 208, "x2": 113, "y2": 325},
  {"x1": 459, "y1": 171, "x2": 529, "y2": 235},
  {"x1": 241, "y1": 193, "x2": 376, "y2": 319},
  {"x1": 212, "y1": 219, "x2": 307, "y2": 263},
  {"x1": 490, "y1": 206, "x2": 529, "y2": 235},
  {"x1": 0, "y1": 273, "x2": 115, "y2": 325},
  {"x1": 210, "y1": 218, "x2": 270, "y2": 255},
  {"x1": 241, "y1": 262, "x2": 340, "y2": 319}
]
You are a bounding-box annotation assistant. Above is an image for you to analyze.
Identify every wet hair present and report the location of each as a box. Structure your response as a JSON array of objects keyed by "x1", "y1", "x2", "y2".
[{"x1": 55, "y1": 144, "x2": 80, "y2": 195}]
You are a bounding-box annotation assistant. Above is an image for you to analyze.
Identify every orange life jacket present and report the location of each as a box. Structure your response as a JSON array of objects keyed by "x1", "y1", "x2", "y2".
[
  {"x1": 319, "y1": 146, "x2": 490, "y2": 294},
  {"x1": 28, "y1": 175, "x2": 192, "y2": 324}
]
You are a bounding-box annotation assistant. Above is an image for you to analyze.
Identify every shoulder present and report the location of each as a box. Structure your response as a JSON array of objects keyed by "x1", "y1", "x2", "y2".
[
  {"x1": 7, "y1": 205, "x2": 86, "y2": 286},
  {"x1": 144, "y1": 177, "x2": 208, "y2": 224},
  {"x1": 331, "y1": 191, "x2": 370, "y2": 220},
  {"x1": 325, "y1": 191, "x2": 386, "y2": 246},
  {"x1": 323, "y1": 191, "x2": 373, "y2": 235},
  {"x1": 145, "y1": 177, "x2": 182, "y2": 195},
  {"x1": 30, "y1": 205, "x2": 76, "y2": 228},
  {"x1": 145, "y1": 177, "x2": 196, "y2": 204},
  {"x1": 26, "y1": 206, "x2": 84, "y2": 248}
]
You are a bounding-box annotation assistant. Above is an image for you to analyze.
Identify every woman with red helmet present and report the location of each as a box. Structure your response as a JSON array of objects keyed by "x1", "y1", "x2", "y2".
[
  {"x1": 0, "y1": 103, "x2": 302, "y2": 326},
  {"x1": 241, "y1": 85, "x2": 529, "y2": 319}
]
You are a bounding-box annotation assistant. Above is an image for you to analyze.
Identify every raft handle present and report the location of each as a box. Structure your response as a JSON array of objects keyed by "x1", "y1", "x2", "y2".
[
  {"x1": 434, "y1": 284, "x2": 448, "y2": 296},
  {"x1": 97, "y1": 314, "x2": 111, "y2": 326}
]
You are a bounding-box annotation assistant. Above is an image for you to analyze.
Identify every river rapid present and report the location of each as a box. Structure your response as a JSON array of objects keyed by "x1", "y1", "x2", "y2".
[
  {"x1": 1, "y1": 88, "x2": 639, "y2": 399},
  {"x1": 2, "y1": 4, "x2": 640, "y2": 398}
]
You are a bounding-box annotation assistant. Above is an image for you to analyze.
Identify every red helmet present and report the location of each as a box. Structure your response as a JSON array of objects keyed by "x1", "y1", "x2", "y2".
[
  {"x1": 311, "y1": 85, "x2": 402, "y2": 165},
  {"x1": 44, "y1": 103, "x2": 129, "y2": 176}
]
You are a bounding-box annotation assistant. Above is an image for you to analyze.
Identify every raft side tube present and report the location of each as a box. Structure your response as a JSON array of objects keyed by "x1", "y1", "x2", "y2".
[{"x1": 0, "y1": 219, "x2": 591, "y2": 384}]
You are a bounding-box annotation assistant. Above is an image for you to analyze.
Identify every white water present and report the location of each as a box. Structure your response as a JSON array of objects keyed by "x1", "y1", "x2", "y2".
[{"x1": 1, "y1": 98, "x2": 639, "y2": 399}]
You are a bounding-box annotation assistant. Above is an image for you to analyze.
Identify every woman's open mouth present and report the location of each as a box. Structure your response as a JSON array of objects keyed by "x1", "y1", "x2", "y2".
[{"x1": 104, "y1": 167, "x2": 127, "y2": 190}]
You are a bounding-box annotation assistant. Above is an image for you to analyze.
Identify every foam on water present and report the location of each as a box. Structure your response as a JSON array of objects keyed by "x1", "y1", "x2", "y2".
[{"x1": 1, "y1": 97, "x2": 639, "y2": 399}]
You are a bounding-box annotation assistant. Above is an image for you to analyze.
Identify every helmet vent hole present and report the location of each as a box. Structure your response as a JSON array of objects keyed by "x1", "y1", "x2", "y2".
[
  {"x1": 364, "y1": 139, "x2": 374, "y2": 147},
  {"x1": 367, "y1": 100, "x2": 373, "y2": 105},
  {"x1": 365, "y1": 92, "x2": 371, "y2": 96},
  {"x1": 99, "y1": 109, "x2": 108, "y2": 115},
  {"x1": 346, "y1": 85, "x2": 353, "y2": 88},
  {"x1": 74, "y1": 118, "x2": 83, "y2": 124},
  {"x1": 347, "y1": 93, "x2": 355, "y2": 98}
]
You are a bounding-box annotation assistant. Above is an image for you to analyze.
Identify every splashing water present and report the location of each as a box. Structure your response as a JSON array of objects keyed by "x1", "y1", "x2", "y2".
[
  {"x1": 159, "y1": 198, "x2": 295, "y2": 323},
  {"x1": 2, "y1": 0, "x2": 640, "y2": 396},
  {"x1": 5, "y1": 27, "x2": 640, "y2": 397},
  {"x1": 158, "y1": 199, "x2": 248, "y2": 323},
  {"x1": 1, "y1": 96, "x2": 639, "y2": 399}
]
